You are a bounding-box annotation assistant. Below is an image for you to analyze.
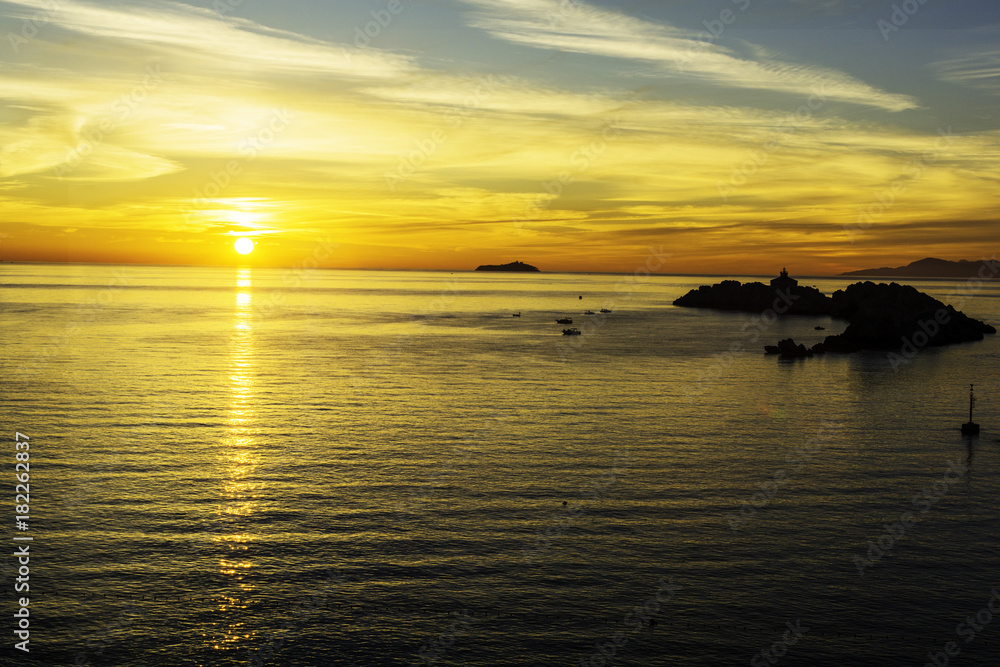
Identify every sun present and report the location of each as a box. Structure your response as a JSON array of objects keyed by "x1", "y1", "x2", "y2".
[{"x1": 234, "y1": 237, "x2": 255, "y2": 255}]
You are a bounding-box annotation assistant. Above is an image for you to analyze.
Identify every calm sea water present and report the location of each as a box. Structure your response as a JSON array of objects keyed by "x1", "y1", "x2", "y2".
[{"x1": 1, "y1": 263, "x2": 998, "y2": 667}]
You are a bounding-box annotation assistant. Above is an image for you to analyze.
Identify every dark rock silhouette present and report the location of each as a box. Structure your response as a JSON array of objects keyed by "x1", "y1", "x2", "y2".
[
  {"x1": 676, "y1": 270, "x2": 996, "y2": 355},
  {"x1": 764, "y1": 338, "x2": 815, "y2": 358},
  {"x1": 673, "y1": 269, "x2": 830, "y2": 315},
  {"x1": 821, "y1": 281, "x2": 995, "y2": 352},
  {"x1": 475, "y1": 261, "x2": 540, "y2": 272}
]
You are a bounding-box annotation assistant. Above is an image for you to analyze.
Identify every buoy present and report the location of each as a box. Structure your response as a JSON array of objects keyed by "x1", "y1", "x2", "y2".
[{"x1": 961, "y1": 384, "x2": 980, "y2": 435}]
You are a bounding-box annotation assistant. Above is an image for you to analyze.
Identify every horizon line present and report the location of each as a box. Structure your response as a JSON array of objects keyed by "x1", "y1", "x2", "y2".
[{"x1": 0, "y1": 258, "x2": 993, "y2": 281}]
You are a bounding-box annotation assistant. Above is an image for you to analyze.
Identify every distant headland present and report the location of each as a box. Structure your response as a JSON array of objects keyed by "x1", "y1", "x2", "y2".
[
  {"x1": 475, "y1": 261, "x2": 540, "y2": 272},
  {"x1": 674, "y1": 268, "x2": 996, "y2": 355},
  {"x1": 841, "y1": 257, "x2": 998, "y2": 279}
]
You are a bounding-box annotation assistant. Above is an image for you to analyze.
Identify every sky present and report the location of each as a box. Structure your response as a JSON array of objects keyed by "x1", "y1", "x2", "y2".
[{"x1": 0, "y1": 0, "x2": 998, "y2": 275}]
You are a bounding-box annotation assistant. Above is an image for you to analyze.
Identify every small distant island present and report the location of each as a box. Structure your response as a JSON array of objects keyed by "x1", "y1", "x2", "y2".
[
  {"x1": 475, "y1": 260, "x2": 540, "y2": 272},
  {"x1": 841, "y1": 257, "x2": 999, "y2": 279},
  {"x1": 674, "y1": 269, "x2": 996, "y2": 355}
]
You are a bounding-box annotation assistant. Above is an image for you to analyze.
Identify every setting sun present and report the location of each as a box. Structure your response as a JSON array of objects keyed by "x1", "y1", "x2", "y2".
[
  {"x1": 234, "y1": 238, "x2": 255, "y2": 255},
  {"x1": 2, "y1": 1, "x2": 998, "y2": 662}
]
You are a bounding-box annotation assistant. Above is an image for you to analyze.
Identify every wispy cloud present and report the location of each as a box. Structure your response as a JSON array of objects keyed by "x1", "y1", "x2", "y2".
[
  {"x1": 0, "y1": 0, "x2": 415, "y2": 79},
  {"x1": 0, "y1": 0, "x2": 993, "y2": 271},
  {"x1": 933, "y1": 50, "x2": 1000, "y2": 95},
  {"x1": 460, "y1": 0, "x2": 919, "y2": 112}
]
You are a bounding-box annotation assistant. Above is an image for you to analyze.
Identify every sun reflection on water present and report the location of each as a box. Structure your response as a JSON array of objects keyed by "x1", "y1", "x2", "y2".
[{"x1": 211, "y1": 268, "x2": 263, "y2": 653}]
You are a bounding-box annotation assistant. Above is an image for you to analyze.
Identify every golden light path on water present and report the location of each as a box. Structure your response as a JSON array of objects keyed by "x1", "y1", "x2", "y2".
[{"x1": 213, "y1": 268, "x2": 261, "y2": 652}]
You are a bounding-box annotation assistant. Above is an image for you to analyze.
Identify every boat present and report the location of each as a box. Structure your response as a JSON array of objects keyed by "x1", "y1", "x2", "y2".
[
  {"x1": 815, "y1": 326, "x2": 825, "y2": 330},
  {"x1": 600, "y1": 308, "x2": 612, "y2": 313},
  {"x1": 584, "y1": 310, "x2": 596, "y2": 315},
  {"x1": 562, "y1": 328, "x2": 581, "y2": 335},
  {"x1": 961, "y1": 384, "x2": 980, "y2": 435},
  {"x1": 512, "y1": 312, "x2": 521, "y2": 317},
  {"x1": 556, "y1": 317, "x2": 573, "y2": 324}
]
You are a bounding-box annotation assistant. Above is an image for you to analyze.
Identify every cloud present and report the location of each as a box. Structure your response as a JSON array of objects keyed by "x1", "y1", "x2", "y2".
[
  {"x1": 54, "y1": 144, "x2": 183, "y2": 181},
  {"x1": 362, "y1": 74, "x2": 623, "y2": 119},
  {"x1": 933, "y1": 50, "x2": 1000, "y2": 95},
  {"x1": 0, "y1": 0, "x2": 415, "y2": 80},
  {"x1": 460, "y1": 0, "x2": 919, "y2": 112}
]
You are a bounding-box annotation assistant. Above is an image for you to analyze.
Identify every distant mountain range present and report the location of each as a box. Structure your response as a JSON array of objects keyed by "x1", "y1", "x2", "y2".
[
  {"x1": 840, "y1": 257, "x2": 999, "y2": 279},
  {"x1": 475, "y1": 261, "x2": 540, "y2": 272}
]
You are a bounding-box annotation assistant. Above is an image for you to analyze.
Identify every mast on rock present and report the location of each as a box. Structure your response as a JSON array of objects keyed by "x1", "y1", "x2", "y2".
[{"x1": 961, "y1": 384, "x2": 980, "y2": 436}]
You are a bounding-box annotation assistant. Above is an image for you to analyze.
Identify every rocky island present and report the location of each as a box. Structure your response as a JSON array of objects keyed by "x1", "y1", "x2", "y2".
[
  {"x1": 673, "y1": 269, "x2": 829, "y2": 315},
  {"x1": 674, "y1": 269, "x2": 996, "y2": 356},
  {"x1": 475, "y1": 260, "x2": 540, "y2": 272},
  {"x1": 820, "y1": 281, "x2": 994, "y2": 352}
]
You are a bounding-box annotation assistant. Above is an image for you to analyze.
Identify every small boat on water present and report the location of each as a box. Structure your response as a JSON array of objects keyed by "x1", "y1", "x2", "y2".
[
  {"x1": 815, "y1": 326, "x2": 825, "y2": 330},
  {"x1": 584, "y1": 310, "x2": 596, "y2": 315},
  {"x1": 562, "y1": 328, "x2": 581, "y2": 335},
  {"x1": 556, "y1": 317, "x2": 573, "y2": 324},
  {"x1": 600, "y1": 308, "x2": 612, "y2": 313},
  {"x1": 512, "y1": 312, "x2": 521, "y2": 317}
]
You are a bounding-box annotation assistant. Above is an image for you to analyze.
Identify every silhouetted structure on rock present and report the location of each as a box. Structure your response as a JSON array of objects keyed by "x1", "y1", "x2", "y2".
[
  {"x1": 770, "y1": 268, "x2": 797, "y2": 290},
  {"x1": 672, "y1": 269, "x2": 829, "y2": 315},
  {"x1": 674, "y1": 271, "x2": 996, "y2": 355}
]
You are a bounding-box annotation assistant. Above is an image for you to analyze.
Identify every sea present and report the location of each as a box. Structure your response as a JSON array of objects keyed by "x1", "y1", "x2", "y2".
[{"x1": 1, "y1": 262, "x2": 998, "y2": 667}]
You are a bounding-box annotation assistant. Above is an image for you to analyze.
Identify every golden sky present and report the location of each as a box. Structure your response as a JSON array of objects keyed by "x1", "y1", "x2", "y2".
[{"x1": 1, "y1": 0, "x2": 998, "y2": 274}]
